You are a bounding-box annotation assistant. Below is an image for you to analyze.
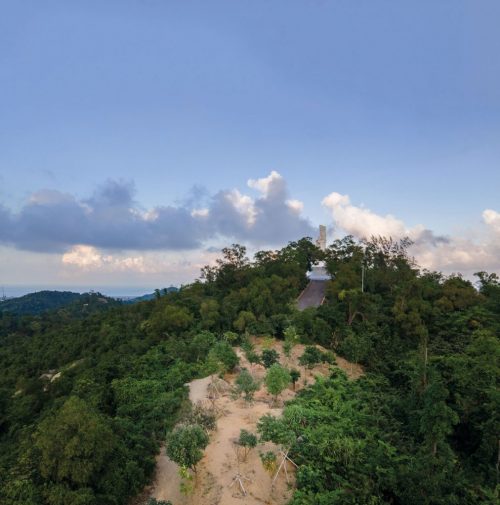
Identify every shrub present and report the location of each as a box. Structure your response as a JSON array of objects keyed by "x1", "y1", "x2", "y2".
[
  {"x1": 261, "y1": 348, "x2": 280, "y2": 368},
  {"x1": 265, "y1": 364, "x2": 291, "y2": 404},
  {"x1": 298, "y1": 346, "x2": 324, "y2": 369},
  {"x1": 235, "y1": 368, "x2": 260, "y2": 402},
  {"x1": 238, "y1": 429, "x2": 257, "y2": 461},
  {"x1": 166, "y1": 424, "x2": 209, "y2": 473},
  {"x1": 207, "y1": 341, "x2": 239, "y2": 373}
]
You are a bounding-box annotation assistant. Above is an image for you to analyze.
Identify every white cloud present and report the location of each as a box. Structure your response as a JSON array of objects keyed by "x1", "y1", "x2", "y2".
[
  {"x1": 191, "y1": 208, "x2": 209, "y2": 218},
  {"x1": 322, "y1": 192, "x2": 410, "y2": 239},
  {"x1": 62, "y1": 245, "x2": 148, "y2": 273},
  {"x1": 247, "y1": 170, "x2": 283, "y2": 196},
  {"x1": 322, "y1": 191, "x2": 500, "y2": 276},
  {"x1": 223, "y1": 189, "x2": 257, "y2": 225},
  {"x1": 483, "y1": 209, "x2": 500, "y2": 233},
  {"x1": 286, "y1": 199, "x2": 304, "y2": 214},
  {"x1": 61, "y1": 245, "x2": 219, "y2": 282}
]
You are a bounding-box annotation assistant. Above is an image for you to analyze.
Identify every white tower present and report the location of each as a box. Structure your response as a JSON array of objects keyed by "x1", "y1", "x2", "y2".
[
  {"x1": 316, "y1": 225, "x2": 327, "y2": 251},
  {"x1": 307, "y1": 225, "x2": 329, "y2": 281}
]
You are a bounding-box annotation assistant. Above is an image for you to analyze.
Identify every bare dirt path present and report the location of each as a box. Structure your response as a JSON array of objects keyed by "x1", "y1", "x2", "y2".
[{"x1": 147, "y1": 340, "x2": 362, "y2": 505}]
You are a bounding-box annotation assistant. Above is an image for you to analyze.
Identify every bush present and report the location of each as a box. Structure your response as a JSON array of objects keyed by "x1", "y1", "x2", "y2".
[
  {"x1": 298, "y1": 346, "x2": 324, "y2": 369},
  {"x1": 238, "y1": 429, "x2": 257, "y2": 461},
  {"x1": 265, "y1": 364, "x2": 291, "y2": 404},
  {"x1": 207, "y1": 341, "x2": 239, "y2": 373},
  {"x1": 166, "y1": 424, "x2": 209, "y2": 473},
  {"x1": 261, "y1": 348, "x2": 280, "y2": 368},
  {"x1": 235, "y1": 368, "x2": 260, "y2": 401},
  {"x1": 183, "y1": 404, "x2": 217, "y2": 432},
  {"x1": 259, "y1": 451, "x2": 277, "y2": 473},
  {"x1": 290, "y1": 369, "x2": 301, "y2": 390}
]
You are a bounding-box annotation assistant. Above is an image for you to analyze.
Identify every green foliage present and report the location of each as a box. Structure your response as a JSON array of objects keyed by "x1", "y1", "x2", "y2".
[
  {"x1": 166, "y1": 424, "x2": 209, "y2": 473},
  {"x1": 189, "y1": 331, "x2": 217, "y2": 363},
  {"x1": 247, "y1": 350, "x2": 262, "y2": 367},
  {"x1": 182, "y1": 404, "x2": 217, "y2": 433},
  {"x1": 261, "y1": 348, "x2": 280, "y2": 368},
  {"x1": 238, "y1": 429, "x2": 257, "y2": 461},
  {"x1": 298, "y1": 345, "x2": 325, "y2": 368},
  {"x1": 265, "y1": 364, "x2": 291, "y2": 403},
  {"x1": 199, "y1": 299, "x2": 220, "y2": 330},
  {"x1": 207, "y1": 341, "x2": 239, "y2": 374},
  {"x1": 223, "y1": 331, "x2": 239, "y2": 344},
  {"x1": 235, "y1": 368, "x2": 260, "y2": 401},
  {"x1": 282, "y1": 340, "x2": 292, "y2": 358},
  {"x1": 233, "y1": 310, "x2": 257, "y2": 333},
  {"x1": 34, "y1": 396, "x2": 115, "y2": 486},
  {"x1": 290, "y1": 369, "x2": 301, "y2": 390},
  {"x1": 1, "y1": 235, "x2": 498, "y2": 504},
  {"x1": 0, "y1": 291, "x2": 101, "y2": 316},
  {"x1": 338, "y1": 329, "x2": 371, "y2": 364},
  {"x1": 259, "y1": 451, "x2": 277, "y2": 473}
]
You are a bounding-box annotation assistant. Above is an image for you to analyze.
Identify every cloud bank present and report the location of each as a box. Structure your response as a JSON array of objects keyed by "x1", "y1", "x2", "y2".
[
  {"x1": 1, "y1": 172, "x2": 499, "y2": 278},
  {"x1": 322, "y1": 192, "x2": 500, "y2": 275},
  {"x1": 0, "y1": 172, "x2": 314, "y2": 253}
]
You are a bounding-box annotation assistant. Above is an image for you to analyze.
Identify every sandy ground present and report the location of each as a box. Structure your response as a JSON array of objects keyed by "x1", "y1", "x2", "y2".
[{"x1": 146, "y1": 340, "x2": 362, "y2": 505}]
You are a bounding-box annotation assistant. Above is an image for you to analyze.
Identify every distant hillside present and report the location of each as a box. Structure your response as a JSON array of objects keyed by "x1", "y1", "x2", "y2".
[
  {"x1": 121, "y1": 286, "x2": 179, "y2": 303},
  {"x1": 0, "y1": 290, "x2": 84, "y2": 315},
  {"x1": 0, "y1": 290, "x2": 120, "y2": 315}
]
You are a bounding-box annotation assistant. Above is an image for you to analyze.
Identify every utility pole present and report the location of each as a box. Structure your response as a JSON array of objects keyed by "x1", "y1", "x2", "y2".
[
  {"x1": 361, "y1": 246, "x2": 367, "y2": 293},
  {"x1": 361, "y1": 264, "x2": 365, "y2": 293}
]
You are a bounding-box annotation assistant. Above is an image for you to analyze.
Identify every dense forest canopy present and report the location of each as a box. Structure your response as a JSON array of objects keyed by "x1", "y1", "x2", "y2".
[{"x1": 0, "y1": 235, "x2": 498, "y2": 504}]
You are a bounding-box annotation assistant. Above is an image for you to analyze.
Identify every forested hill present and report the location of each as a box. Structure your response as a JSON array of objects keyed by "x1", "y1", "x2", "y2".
[
  {"x1": 1, "y1": 290, "x2": 83, "y2": 315},
  {"x1": 0, "y1": 290, "x2": 119, "y2": 316},
  {"x1": 0, "y1": 237, "x2": 498, "y2": 505}
]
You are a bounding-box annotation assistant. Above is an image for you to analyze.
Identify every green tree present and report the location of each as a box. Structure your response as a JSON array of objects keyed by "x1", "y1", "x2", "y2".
[
  {"x1": 199, "y1": 299, "x2": 220, "y2": 330},
  {"x1": 34, "y1": 396, "x2": 115, "y2": 486},
  {"x1": 283, "y1": 325, "x2": 300, "y2": 359},
  {"x1": 298, "y1": 346, "x2": 324, "y2": 369},
  {"x1": 238, "y1": 429, "x2": 257, "y2": 461},
  {"x1": 235, "y1": 368, "x2": 260, "y2": 402},
  {"x1": 166, "y1": 424, "x2": 209, "y2": 474},
  {"x1": 265, "y1": 364, "x2": 291, "y2": 405},
  {"x1": 223, "y1": 331, "x2": 239, "y2": 344},
  {"x1": 261, "y1": 348, "x2": 280, "y2": 368},
  {"x1": 419, "y1": 374, "x2": 459, "y2": 457},
  {"x1": 233, "y1": 310, "x2": 257, "y2": 333},
  {"x1": 290, "y1": 369, "x2": 301, "y2": 391},
  {"x1": 207, "y1": 341, "x2": 239, "y2": 374},
  {"x1": 338, "y1": 329, "x2": 370, "y2": 365},
  {"x1": 190, "y1": 331, "x2": 216, "y2": 363}
]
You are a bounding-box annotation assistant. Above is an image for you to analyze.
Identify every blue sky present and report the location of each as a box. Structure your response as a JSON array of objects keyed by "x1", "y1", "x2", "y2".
[{"x1": 1, "y1": 1, "x2": 499, "y2": 294}]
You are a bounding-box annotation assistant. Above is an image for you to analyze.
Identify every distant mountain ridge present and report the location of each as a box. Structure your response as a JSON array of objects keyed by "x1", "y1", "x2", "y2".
[
  {"x1": 0, "y1": 290, "x2": 84, "y2": 315},
  {"x1": 0, "y1": 290, "x2": 122, "y2": 316},
  {"x1": 0, "y1": 287, "x2": 180, "y2": 315},
  {"x1": 122, "y1": 286, "x2": 179, "y2": 303}
]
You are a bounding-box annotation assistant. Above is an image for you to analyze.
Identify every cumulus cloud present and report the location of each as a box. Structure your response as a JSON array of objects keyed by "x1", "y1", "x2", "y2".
[
  {"x1": 483, "y1": 209, "x2": 500, "y2": 233},
  {"x1": 61, "y1": 245, "x2": 220, "y2": 280},
  {"x1": 322, "y1": 191, "x2": 500, "y2": 275},
  {"x1": 0, "y1": 172, "x2": 313, "y2": 254},
  {"x1": 322, "y1": 192, "x2": 408, "y2": 239},
  {"x1": 207, "y1": 171, "x2": 313, "y2": 244},
  {"x1": 62, "y1": 245, "x2": 148, "y2": 272}
]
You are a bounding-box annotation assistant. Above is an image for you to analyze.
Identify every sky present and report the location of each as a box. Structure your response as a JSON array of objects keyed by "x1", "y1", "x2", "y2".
[{"x1": 1, "y1": 1, "x2": 499, "y2": 296}]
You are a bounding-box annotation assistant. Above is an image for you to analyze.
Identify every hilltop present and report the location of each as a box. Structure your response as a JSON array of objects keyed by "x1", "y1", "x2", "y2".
[{"x1": 0, "y1": 237, "x2": 498, "y2": 505}]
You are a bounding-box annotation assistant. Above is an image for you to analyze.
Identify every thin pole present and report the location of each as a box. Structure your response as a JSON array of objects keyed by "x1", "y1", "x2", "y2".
[{"x1": 361, "y1": 264, "x2": 365, "y2": 293}]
